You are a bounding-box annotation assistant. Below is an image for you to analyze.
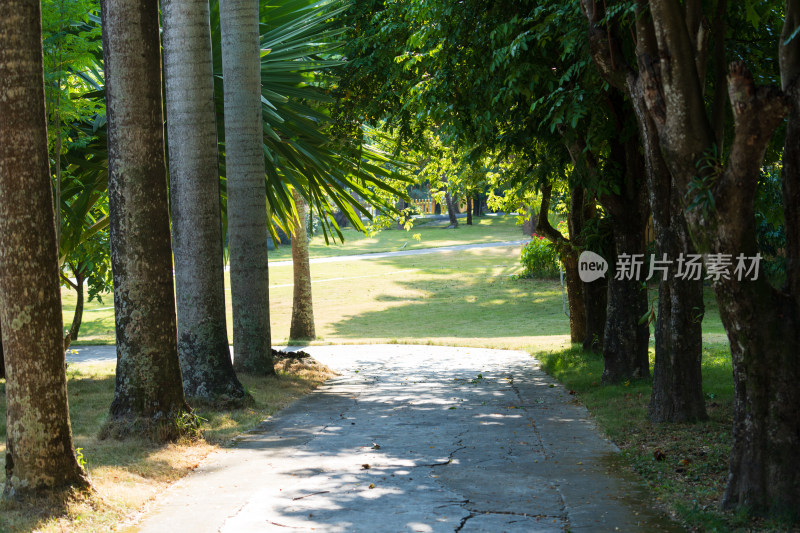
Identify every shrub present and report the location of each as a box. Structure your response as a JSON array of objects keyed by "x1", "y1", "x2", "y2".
[{"x1": 519, "y1": 234, "x2": 561, "y2": 278}]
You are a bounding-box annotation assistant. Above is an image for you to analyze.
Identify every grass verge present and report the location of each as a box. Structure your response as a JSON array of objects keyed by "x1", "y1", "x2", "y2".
[
  {"x1": 536, "y1": 343, "x2": 793, "y2": 532},
  {"x1": 0, "y1": 356, "x2": 336, "y2": 532}
]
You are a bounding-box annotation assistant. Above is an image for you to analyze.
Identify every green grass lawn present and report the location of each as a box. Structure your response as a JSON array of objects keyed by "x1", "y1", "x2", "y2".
[
  {"x1": 64, "y1": 241, "x2": 728, "y2": 350},
  {"x1": 266, "y1": 213, "x2": 525, "y2": 261}
]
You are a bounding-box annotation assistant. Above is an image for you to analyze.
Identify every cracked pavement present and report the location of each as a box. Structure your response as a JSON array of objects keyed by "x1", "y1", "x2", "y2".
[{"x1": 130, "y1": 345, "x2": 682, "y2": 533}]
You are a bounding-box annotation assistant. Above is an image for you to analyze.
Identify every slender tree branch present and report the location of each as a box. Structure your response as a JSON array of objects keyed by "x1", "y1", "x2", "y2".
[{"x1": 535, "y1": 182, "x2": 569, "y2": 245}]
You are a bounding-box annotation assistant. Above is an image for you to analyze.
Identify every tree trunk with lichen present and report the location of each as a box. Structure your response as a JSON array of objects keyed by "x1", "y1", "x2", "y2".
[
  {"x1": 630, "y1": 70, "x2": 707, "y2": 423},
  {"x1": 581, "y1": 0, "x2": 706, "y2": 418},
  {"x1": 0, "y1": 0, "x2": 90, "y2": 497},
  {"x1": 163, "y1": 0, "x2": 249, "y2": 407},
  {"x1": 220, "y1": 0, "x2": 274, "y2": 375},
  {"x1": 100, "y1": 0, "x2": 190, "y2": 440},
  {"x1": 290, "y1": 191, "x2": 316, "y2": 340},
  {"x1": 638, "y1": 0, "x2": 800, "y2": 514}
]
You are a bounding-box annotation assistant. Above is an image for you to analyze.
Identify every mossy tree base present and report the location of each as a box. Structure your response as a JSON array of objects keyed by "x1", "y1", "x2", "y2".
[{"x1": 99, "y1": 409, "x2": 199, "y2": 442}]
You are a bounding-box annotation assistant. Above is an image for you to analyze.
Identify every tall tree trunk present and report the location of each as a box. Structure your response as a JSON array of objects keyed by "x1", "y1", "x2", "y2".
[
  {"x1": 163, "y1": 0, "x2": 249, "y2": 406},
  {"x1": 68, "y1": 270, "x2": 85, "y2": 341},
  {"x1": 473, "y1": 193, "x2": 482, "y2": 217},
  {"x1": 445, "y1": 190, "x2": 458, "y2": 227},
  {"x1": 581, "y1": 0, "x2": 706, "y2": 420},
  {"x1": 220, "y1": 0, "x2": 274, "y2": 375},
  {"x1": 466, "y1": 197, "x2": 473, "y2": 225},
  {"x1": 289, "y1": 191, "x2": 316, "y2": 340},
  {"x1": 602, "y1": 220, "x2": 649, "y2": 382},
  {"x1": 536, "y1": 181, "x2": 587, "y2": 343},
  {"x1": 100, "y1": 0, "x2": 189, "y2": 440},
  {"x1": 561, "y1": 251, "x2": 585, "y2": 343},
  {"x1": 626, "y1": 52, "x2": 706, "y2": 422},
  {"x1": 0, "y1": 326, "x2": 4, "y2": 380},
  {"x1": 641, "y1": 0, "x2": 800, "y2": 514},
  {"x1": 0, "y1": 0, "x2": 90, "y2": 496},
  {"x1": 599, "y1": 110, "x2": 650, "y2": 383}
]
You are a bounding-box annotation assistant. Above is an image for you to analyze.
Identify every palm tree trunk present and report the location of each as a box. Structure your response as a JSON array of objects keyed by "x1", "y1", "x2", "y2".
[
  {"x1": 100, "y1": 0, "x2": 190, "y2": 440},
  {"x1": 0, "y1": 0, "x2": 89, "y2": 496},
  {"x1": 163, "y1": 0, "x2": 249, "y2": 406},
  {"x1": 0, "y1": 325, "x2": 4, "y2": 380},
  {"x1": 290, "y1": 191, "x2": 316, "y2": 340},
  {"x1": 220, "y1": 0, "x2": 274, "y2": 375}
]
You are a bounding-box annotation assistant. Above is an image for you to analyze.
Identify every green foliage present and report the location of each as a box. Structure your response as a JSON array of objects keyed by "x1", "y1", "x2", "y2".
[
  {"x1": 210, "y1": 0, "x2": 410, "y2": 243},
  {"x1": 41, "y1": 0, "x2": 113, "y2": 308},
  {"x1": 74, "y1": 447, "x2": 87, "y2": 470},
  {"x1": 518, "y1": 234, "x2": 561, "y2": 279},
  {"x1": 175, "y1": 411, "x2": 206, "y2": 442},
  {"x1": 687, "y1": 146, "x2": 724, "y2": 217},
  {"x1": 42, "y1": 0, "x2": 104, "y2": 152},
  {"x1": 755, "y1": 166, "x2": 787, "y2": 287}
]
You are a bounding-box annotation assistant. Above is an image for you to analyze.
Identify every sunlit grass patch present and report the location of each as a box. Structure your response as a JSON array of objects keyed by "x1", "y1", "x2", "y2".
[{"x1": 267, "y1": 214, "x2": 524, "y2": 261}]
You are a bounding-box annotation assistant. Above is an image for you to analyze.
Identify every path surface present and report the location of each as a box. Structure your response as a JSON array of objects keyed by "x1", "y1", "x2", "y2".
[
  {"x1": 119, "y1": 345, "x2": 679, "y2": 533},
  {"x1": 268, "y1": 240, "x2": 527, "y2": 267}
]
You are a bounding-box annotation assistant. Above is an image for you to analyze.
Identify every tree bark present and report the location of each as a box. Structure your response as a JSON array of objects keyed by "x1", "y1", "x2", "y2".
[
  {"x1": 0, "y1": 326, "x2": 4, "y2": 380},
  {"x1": 626, "y1": 46, "x2": 707, "y2": 422},
  {"x1": 220, "y1": 0, "x2": 274, "y2": 375},
  {"x1": 582, "y1": 278, "x2": 607, "y2": 352},
  {"x1": 643, "y1": 0, "x2": 800, "y2": 514},
  {"x1": 445, "y1": 190, "x2": 458, "y2": 227},
  {"x1": 561, "y1": 250, "x2": 585, "y2": 343},
  {"x1": 582, "y1": 0, "x2": 706, "y2": 420},
  {"x1": 0, "y1": 0, "x2": 90, "y2": 496},
  {"x1": 100, "y1": 0, "x2": 190, "y2": 440},
  {"x1": 602, "y1": 218, "x2": 650, "y2": 382},
  {"x1": 68, "y1": 270, "x2": 85, "y2": 341},
  {"x1": 289, "y1": 191, "x2": 316, "y2": 340},
  {"x1": 536, "y1": 181, "x2": 588, "y2": 343},
  {"x1": 599, "y1": 106, "x2": 650, "y2": 382},
  {"x1": 473, "y1": 194, "x2": 482, "y2": 217},
  {"x1": 466, "y1": 197, "x2": 473, "y2": 225},
  {"x1": 163, "y1": 0, "x2": 249, "y2": 407}
]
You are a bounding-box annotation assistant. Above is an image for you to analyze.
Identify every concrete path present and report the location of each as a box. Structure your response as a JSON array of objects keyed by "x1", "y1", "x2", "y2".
[
  {"x1": 123, "y1": 345, "x2": 679, "y2": 533},
  {"x1": 268, "y1": 240, "x2": 527, "y2": 267}
]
